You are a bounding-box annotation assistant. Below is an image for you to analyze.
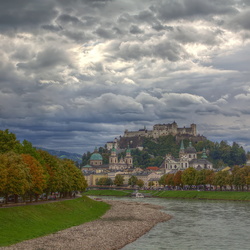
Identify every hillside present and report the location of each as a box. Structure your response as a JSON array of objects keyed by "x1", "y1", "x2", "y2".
[{"x1": 37, "y1": 147, "x2": 82, "y2": 163}]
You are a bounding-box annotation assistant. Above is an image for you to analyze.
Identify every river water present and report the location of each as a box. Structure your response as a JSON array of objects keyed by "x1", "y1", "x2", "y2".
[{"x1": 102, "y1": 197, "x2": 250, "y2": 250}]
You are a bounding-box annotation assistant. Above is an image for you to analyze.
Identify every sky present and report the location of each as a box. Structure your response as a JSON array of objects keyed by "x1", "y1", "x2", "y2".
[{"x1": 1, "y1": 0, "x2": 250, "y2": 155}]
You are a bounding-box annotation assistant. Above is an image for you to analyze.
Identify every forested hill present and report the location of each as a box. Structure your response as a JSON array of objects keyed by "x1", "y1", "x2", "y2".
[
  {"x1": 37, "y1": 147, "x2": 82, "y2": 163},
  {"x1": 140, "y1": 135, "x2": 247, "y2": 169},
  {"x1": 82, "y1": 135, "x2": 248, "y2": 169}
]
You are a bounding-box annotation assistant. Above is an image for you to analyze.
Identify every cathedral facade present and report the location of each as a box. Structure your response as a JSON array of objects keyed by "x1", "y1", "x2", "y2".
[
  {"x1": 109, "y1": 146, "x2": 133, "y2": 170},
  {"x1": 162, "y1": 141, "x2": 213, "y2": 172}
]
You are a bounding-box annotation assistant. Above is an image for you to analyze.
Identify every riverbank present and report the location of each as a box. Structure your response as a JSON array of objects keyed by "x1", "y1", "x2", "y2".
[
  {"x1": 0, "y1": 196, "x2": 110, "y2": 247},
  {"x1": 84, "y1": 189, "x2": 250, "y2": 201},
  {"x1": 1, "y1": 200, "x2": 172, "y2": 250}
]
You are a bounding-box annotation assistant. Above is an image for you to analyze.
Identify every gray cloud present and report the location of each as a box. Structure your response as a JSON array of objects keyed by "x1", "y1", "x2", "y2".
[
  {"x1": 0, "y1": 0, "x2": 250, "y2": 154},
  {"x1": 151, "y1": 0, "x2": 238, "y2": 21}
]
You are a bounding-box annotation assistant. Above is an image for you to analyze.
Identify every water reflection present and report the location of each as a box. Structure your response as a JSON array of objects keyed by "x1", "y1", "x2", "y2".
[{"x1": 102, "y1": 197, "x2": 250, "y2": 250}]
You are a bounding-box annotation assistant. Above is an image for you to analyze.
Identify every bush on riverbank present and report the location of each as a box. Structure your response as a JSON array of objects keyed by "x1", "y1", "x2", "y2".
[{"x1": 0, "y1": 196, "x2": 110, "y2": 246}]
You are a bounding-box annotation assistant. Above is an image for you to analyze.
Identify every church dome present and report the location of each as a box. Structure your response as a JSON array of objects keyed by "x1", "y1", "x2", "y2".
[
  {"x1": 90, "y1": 152, "x2": 103, "y2": 161},
  {"x1": 126, "y1": 146, "x2": 131, "y2": 154},
  {"x1": 185, "y1": 141, "x2": 196, "y2": 153}
]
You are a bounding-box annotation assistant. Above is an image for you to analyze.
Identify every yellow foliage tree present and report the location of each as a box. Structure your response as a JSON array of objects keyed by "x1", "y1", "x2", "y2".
[
  {"x1": 0, "y1": 152, "x2": 30, "y2": 203},
  {"x1": 21, "y1": 154, "x2": 47, "y2": 201}
]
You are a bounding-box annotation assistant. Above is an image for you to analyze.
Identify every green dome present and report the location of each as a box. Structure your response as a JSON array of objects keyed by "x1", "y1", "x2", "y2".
[
  {"x1": 90, "y1": 152, "x2": 103, "y2": 161},
  {"x1": 126, "y1": 147, "x2": 131, "y2": 154},
  {"x1": 82, "y1": 164, "x2": 92, "y2": 168}
]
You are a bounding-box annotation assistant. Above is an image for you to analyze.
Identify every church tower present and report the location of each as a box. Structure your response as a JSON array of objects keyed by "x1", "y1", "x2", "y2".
[
  {"x1": 179, "y1": 140, "x2": 185, "y2": 158},
  {"x1": 125, "y1": 145, "x2": 133, "y2": 168},
  {"x1": 109, "y1": 145, "x2": 118, "y2": 165}
]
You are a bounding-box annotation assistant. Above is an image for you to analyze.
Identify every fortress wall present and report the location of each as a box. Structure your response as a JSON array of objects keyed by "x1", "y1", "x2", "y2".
[
  {"x1": 124, "y1": 131, "x2": 146, "y2": 137},
  {"x1": 120, "y1": 123, "x2": 200, "y2": 148}
]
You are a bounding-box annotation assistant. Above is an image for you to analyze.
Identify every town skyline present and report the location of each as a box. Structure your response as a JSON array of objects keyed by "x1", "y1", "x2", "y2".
[{"x1": 0, "y1": 0, "x2": 250, "y2": 154}]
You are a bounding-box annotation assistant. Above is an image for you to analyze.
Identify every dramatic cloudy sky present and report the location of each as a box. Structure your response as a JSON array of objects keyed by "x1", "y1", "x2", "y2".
[{"x1": 1, "y1": 0, "x2": 250, "y2": 154}]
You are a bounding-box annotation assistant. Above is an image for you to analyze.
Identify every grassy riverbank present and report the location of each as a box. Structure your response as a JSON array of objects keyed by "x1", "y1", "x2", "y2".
[
  {"x1": 143, "y1": 190, "x2": 250, "y2": 201},
  {"x1": 84, "y1": 189, "x2": 250, "y2": 201},
  {"x1": 84, "y1": 189, "x2": 133, "y2": 196},
  {"x1": 0, "y1": 196, "x2": 110, "y2": 246}
]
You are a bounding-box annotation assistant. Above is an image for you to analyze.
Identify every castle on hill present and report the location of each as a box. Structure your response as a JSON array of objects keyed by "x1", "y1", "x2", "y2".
[
  {"x1": 106, "y1": 121, "x2": 205, "y2": 150},
  {"x1": 124, "y1": 121, "x2": 196, "y2": 138}
]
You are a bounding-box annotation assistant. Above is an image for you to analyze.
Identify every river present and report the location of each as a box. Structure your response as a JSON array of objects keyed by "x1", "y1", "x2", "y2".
[{"x1": 101, "y1": 197, "x2": 250, "y2": 250}]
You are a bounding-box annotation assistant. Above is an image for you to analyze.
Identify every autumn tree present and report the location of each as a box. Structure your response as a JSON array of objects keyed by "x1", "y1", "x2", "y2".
[
  {"x1": 0, "y1": 152, "x2": 30, "y2": 203},
  {"x1": 21, "y1": 154, "x2": 47, "y2": 202},
  {"x1": 114, "y1": 174, "x2": 124, "y2": 186},
  {"x1": 205, "y1": 169, "x2": 215, "y2": 190},
  {"x1": 173, "y1": 171, "x2": 183, "y2": 188},
  {"x1": 0, "y1": 156, "x2": 8, "y2": 197},
  {"x1": 165, "y1": 173, "x2": 174, "y2": 186}
]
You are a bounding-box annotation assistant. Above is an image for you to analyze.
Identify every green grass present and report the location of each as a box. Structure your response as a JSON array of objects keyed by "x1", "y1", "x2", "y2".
[
  {"x1": 142, "y1": 190, "x2": 250, "y2": 201},
  {"x1": 0, "y1": 196, "x2": 110, "y2": 246},
  {"x1": 84, "y1": 189, "x2": 250, "y2": 201},
  {"x1": 84, "y1": 189, "x2": 133, "y2": 196}
]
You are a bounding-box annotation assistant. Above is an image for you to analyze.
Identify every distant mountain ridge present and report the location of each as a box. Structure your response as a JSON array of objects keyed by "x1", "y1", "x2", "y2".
[{"x1": 37, "y1": 147, "x2": 82, "y2": 163}]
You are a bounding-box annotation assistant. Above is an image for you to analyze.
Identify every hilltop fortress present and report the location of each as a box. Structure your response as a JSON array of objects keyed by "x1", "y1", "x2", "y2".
[
  {"x1": 107, "y1": 122, "x2": 206, "y2": 150},
  {"x1": 124, "y1": 121, "x2": 196, "y2": 138}
]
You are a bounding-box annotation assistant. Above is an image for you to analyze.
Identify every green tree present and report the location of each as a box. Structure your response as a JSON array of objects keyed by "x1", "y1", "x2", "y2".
[
  {"x1": 97, "y1": 177, "x2": 113, "y2": 186},
  {"x1": 114, "y1": 174, "x2": 124, "y2": 186},
  {"x1": 194, "y1": 169, "x2": 207, "y2": 189},
  {"x1": 37, "y1": 150, "x2": 64, "y2": 197},
  {"x1": 15, "y1": 140, "x2": 43, "y2": 163},
  {"x1": 181, "y1": 167, "x2": 197, "y2": 188},
  {"x1": 136, "y1": 179, "x2": 144, "y2": 188},
  {"x1": 232, "y1": 166, "x2": 246, "y2": 191},
  {"x1": 148, "y1": 181, "x2": 154, "y2": 187},
  {"x1": 213, "y1": 171, "x2": 229, "y2": 191},
  {"x1": 81, "y1": 151, "x2": 91, "y2": 166},
  {"x1": 128, "y1": 175, "x2": 138, "y2": 186},
  {"x1": 159, "y1": 174, "x2": 166, "y2": 186},
  {"x1": 60, "y1": 159, "x2": 87, "y2": 197},
  {"x1": 0, "y1": 129, "x2": 19, "y2": 153}
]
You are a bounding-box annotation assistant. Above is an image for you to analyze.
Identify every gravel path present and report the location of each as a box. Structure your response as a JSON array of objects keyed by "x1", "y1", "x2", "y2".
[{"x1": 1, "y1": 200, "x2": 172, "y2": 250}]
